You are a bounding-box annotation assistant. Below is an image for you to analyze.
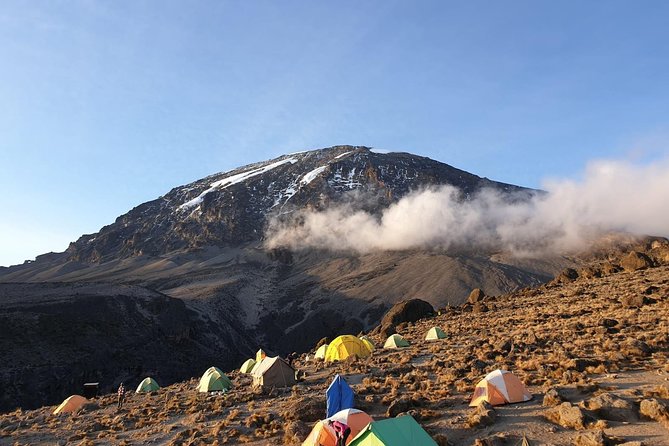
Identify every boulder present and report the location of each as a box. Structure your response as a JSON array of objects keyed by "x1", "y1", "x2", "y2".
[
  {"x1": 468, "y1": 289, "x2": 486, "y2": 304},
  {"x1": 373, "y1": 299, "x2": 434, "y2": 337},
  {"x1": 620, "y1": 295, "x2": 650, "y2": 308},
  {"x1": 555, "y1": 268, "x2": 579, "y2": 283},
  {"x1": 639, "y1": 398, "x2": 669, "y2": 422},
  {"x1": 620, "y1": 251, "x2": 654, "y2": 271},
  {"x1": 544, "y1": 402, "x2": 587, "y2": 429},
  {"x1": 582, "y1": 393, "x2": 638, "y2": 422},
  {"x1": 543, "y1": 388, "x2": 565, "y2": 407},
  {"x1": 573, "y1": 430, "x2": 616, "y2": 446},
  {"x1": 386, "y1": 396, "x2": 412, "y2": 418},
  {"x1": 467, "y1": 401, "x2": 496, "y2": 428}
]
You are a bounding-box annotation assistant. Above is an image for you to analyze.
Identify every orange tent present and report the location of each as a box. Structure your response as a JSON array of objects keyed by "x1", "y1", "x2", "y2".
[
  {"x1": 53, "y1": 395, "x2": 87, "y2": 415},
  {"x1": 469, "y1": 369, "x2": 532, "y2": 407},
  {"x1": 303, "y1": 408, "x2": 373, "y2": 446}
]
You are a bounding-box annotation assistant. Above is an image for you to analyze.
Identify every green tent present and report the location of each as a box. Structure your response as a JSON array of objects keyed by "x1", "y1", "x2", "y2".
[
  {"x1": 240, "y1": 358, "x2": 256, "y2": 373},
  {"x1": 135, "y1": 377, "x2": 160, "y2": 393},
  {"x1": 425, "y1": 326, "x2": 447, "y2": 340},
  {"x1": 383, "y1": 333, "x2": 410, "y2": 348},
  {"x1": 197, "y1": 369, "x2": 232, "y2": 393},
  {"x1": 348, "y1": 415, "x2": 437, "y2": 446}
]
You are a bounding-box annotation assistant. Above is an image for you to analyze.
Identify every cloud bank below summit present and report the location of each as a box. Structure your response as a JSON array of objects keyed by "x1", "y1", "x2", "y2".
[{"x1": 265, "y1": 158, "x2": 669, "y2": 255}]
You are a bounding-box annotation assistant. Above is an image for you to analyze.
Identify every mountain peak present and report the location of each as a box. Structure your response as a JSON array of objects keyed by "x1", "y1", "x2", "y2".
[{"x1": 59, "y1": 146, "x2": 530, "y2": 263}]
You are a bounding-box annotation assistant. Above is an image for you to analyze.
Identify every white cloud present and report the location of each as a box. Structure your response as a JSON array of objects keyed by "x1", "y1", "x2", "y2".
[{"x1": 266, "y1": 157, "x2": 669, "y2": 255}]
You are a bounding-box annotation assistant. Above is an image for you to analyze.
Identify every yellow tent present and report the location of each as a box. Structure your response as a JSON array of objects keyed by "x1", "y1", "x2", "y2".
[
  {"x1": 325, "y1": 335, "x2": 371, "y2": 362},
  {"x1": 53, "y1": 395, "x2": 87, "y2": 415},
  {"x1": 314, "y1": 344, "x2": 328, "y2": 360},
  {"x1": 256, "y1": 349, "x2": 267, "y2": 363}
]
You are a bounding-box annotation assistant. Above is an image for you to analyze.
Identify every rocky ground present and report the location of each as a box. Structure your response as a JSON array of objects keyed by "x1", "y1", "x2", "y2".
[{"x1": 1, "y1": 248, "x2": 669, "y2": 445}]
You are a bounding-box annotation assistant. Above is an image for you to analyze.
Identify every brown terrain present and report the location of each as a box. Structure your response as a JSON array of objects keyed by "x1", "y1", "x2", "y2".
[{"x1": 2, "y1": 242, "x2": 669, "y2": 445}]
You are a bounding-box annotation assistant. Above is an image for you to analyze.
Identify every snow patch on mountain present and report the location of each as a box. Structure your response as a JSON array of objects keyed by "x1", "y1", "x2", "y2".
[
  {"x1": 334, "y1": 151, "x2": 354, "y2": 159},
  {"x1": 178, "y1": 158, "x2": 298, "y2": 210},
  {"x1": 301, "y1": 166, "x2": 328, "y2": 185}
]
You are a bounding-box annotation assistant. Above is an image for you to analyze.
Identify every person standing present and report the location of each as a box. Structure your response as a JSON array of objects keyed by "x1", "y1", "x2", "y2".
[{"x1": 117, "y1": 382, "x2": 126, "y2": 411}]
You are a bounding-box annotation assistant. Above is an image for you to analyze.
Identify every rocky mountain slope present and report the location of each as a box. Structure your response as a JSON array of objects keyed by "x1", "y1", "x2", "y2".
[
  {"x1": 0, "y1": 283, "x2": 256, "y2": 412},
  {"x1": 58, "y1": 145, "x2": 532, "y2": 263},
  {"x1": 2, "y1": 245, "x2": 668, "y2": 445},
  {"x1": 0, "y1": 146, "x2": 573, "y2": 412}
]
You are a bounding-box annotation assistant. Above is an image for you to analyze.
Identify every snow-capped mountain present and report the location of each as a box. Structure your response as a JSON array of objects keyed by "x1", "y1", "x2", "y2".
[
  {"x1": 0, "y1": 145, "x2": 555, "y2": 412},
  {"x1": 66, "y1": 145, "x2": 530, "y2": 263}
]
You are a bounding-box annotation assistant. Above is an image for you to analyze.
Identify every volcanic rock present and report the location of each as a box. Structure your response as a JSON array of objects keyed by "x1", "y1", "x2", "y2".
[
  {"x1": 639, "y1": 398, "x2": 669, "y2": 423},
  {"x1": 374, "y1": 299, "x2": 435, "y2": 337},
  {"x1": 621, "y1": 251, "x2": 654, "y2": 271},
  {"x1": 544, "y1": 402, "x2": 587, "y2": 429},
  {"x1": 467, "y1": 401, "x2": 496, "y2": 428},
  {"x1": 582, "y1": 393, "x2": 638, "y2": 422},
  {"x1": 468, "y1": 288, "x2": 486, "y2": 304}
]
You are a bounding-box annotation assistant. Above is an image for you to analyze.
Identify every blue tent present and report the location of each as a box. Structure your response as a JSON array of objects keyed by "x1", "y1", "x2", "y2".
[{"x1": 326, "y1": 374, "x2": 355, "y2": 418}]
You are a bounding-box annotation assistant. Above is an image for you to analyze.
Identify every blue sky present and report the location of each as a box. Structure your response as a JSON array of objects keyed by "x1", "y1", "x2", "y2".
[{"x1": 1, "y1": 1, "x2": 669, "y2": 266}]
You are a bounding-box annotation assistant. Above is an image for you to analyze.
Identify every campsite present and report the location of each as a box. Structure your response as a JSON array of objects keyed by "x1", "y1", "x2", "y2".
[{"x1": 2, "y1": 248, "x2": 668, "y2": 445}]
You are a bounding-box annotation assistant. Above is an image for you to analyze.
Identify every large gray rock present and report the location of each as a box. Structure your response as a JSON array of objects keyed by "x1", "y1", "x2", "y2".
[
  {"x1": 544, "y1": 402, "x2": 587, "y2": 429},
  {"x1": 467, "y1": 401, "x2": 496, "y2": 428},
  {"x1": 373, "y1": 299, "x2": 435, "y2": 337},
  {"x1": 639, "y1": 398, "x2": 669, "y2": 422},
  {"x1": 582, "y1": 393, "x2": 637, "y2": 422}
]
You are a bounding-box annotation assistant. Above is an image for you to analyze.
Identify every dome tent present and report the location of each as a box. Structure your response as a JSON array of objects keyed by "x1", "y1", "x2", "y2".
[
  {"x1": 425, "y1": 327, "x2": 447, "y2": 340},
  {"x1": 197, "y1": 368, "x2": 232, "y2": 393},
  {"x1": 383, "y1": 333, "x2": 410, "y2": 348},
  {"x1": 325, "y1": 335, "x2": 371, "y2": 362},
  {"x1": 314, "y1": 344, "x2": 328, "y2": 360},
  {"x1": 302, "y1": 408, "x2": 373, "y2": 446},
  {"x1": 348, "y1": 415, "x2": 436, "y2": 445},
  {"x1": 53, "y1": 395, "x2": 87, "y2": 415},
  {"x1": 240, "y1": 358, "x2": 256, "y2": 373},
  {"x1": 469, "y1": 369, "x2": 532, "y2": 406},
  {"x1": 135, "y1": 377, "x2": 160, "y2": 393}
]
